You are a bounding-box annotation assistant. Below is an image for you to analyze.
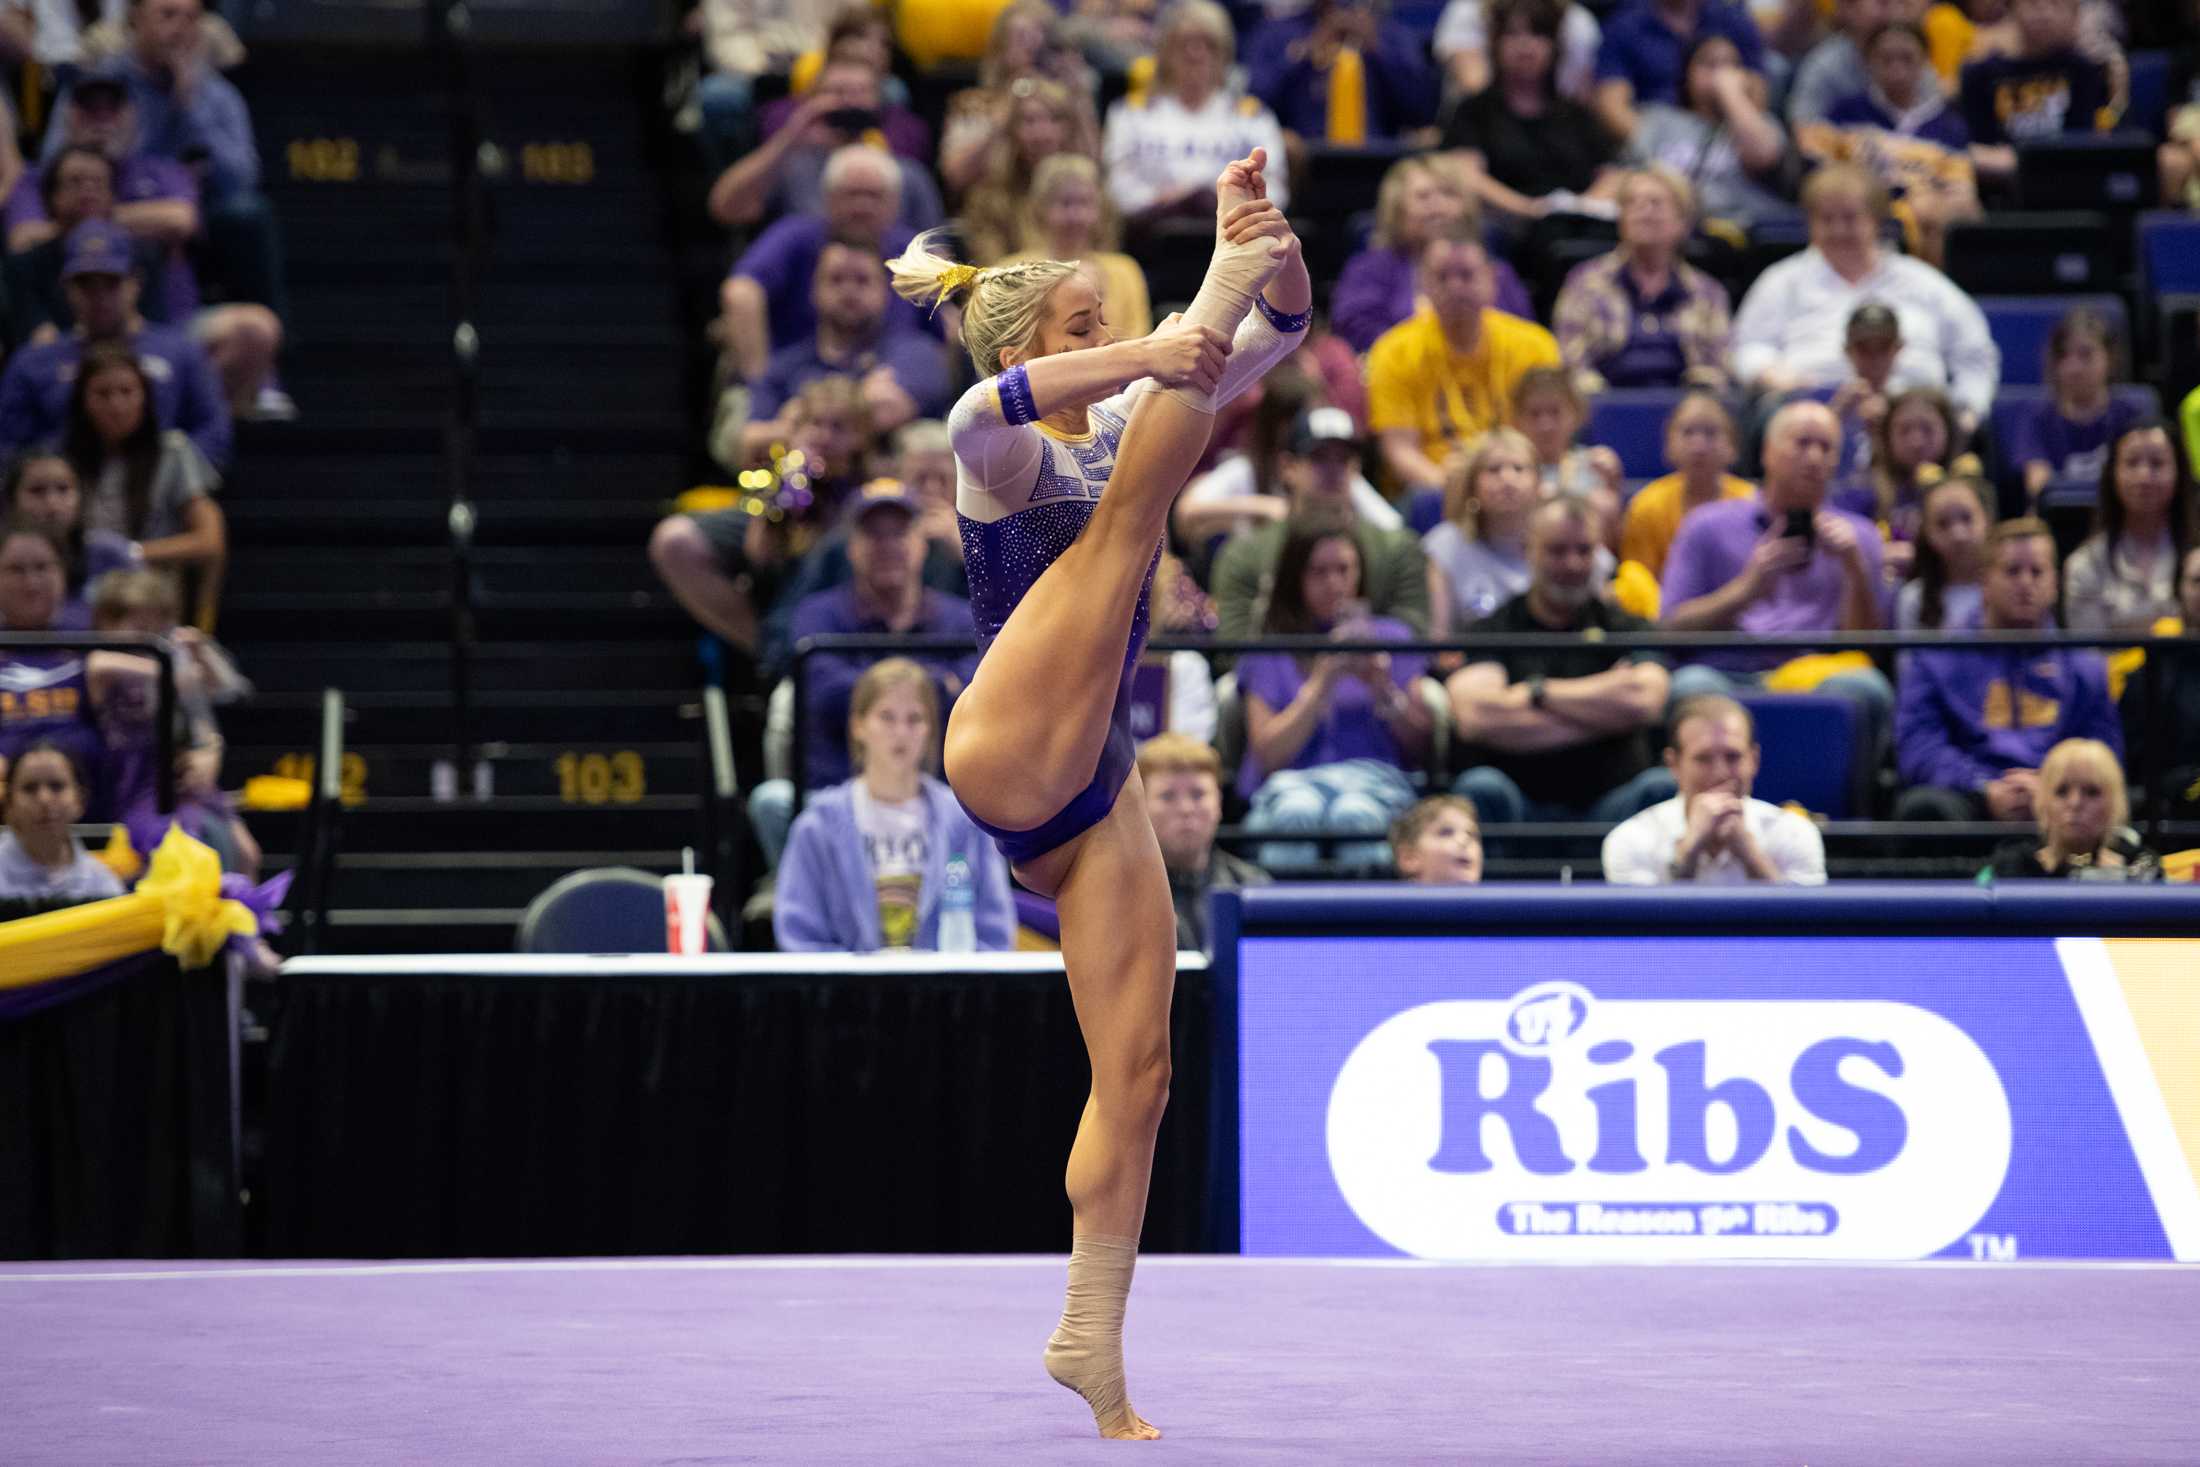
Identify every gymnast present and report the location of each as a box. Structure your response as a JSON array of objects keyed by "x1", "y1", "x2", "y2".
[{"x1": 890, "y1": 149, "x2": 1310, "y2": 1439}]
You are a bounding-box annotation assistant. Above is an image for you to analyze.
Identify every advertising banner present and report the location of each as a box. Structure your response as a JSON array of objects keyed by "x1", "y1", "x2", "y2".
[{"x1": 1239, "y1": 936, "x2": 2200, "y2": 1261}]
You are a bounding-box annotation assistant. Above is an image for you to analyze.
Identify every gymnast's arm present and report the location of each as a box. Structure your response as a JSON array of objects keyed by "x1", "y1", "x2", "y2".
[{"x1": 945, "y1": 330, "x2": 1223, "y2": 487}]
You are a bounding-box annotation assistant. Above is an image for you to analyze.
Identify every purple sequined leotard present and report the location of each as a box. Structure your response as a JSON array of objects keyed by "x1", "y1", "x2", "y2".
[{"x1": 946, "y1": 299, "x2": 1307, "y2": 864}]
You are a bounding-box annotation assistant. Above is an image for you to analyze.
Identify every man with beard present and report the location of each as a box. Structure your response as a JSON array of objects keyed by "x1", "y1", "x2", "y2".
[
  {"x1": 1446, "y1": 495, "x2": 1676, "y2": 824},
  {"x1": 1602, "y1": 693, "x2": 1828, "y2": 885}
]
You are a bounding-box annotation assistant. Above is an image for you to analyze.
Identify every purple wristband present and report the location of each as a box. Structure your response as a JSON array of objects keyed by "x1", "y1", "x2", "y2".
[
  {"x1": 1256, "y1": 296, "x2": 1312, "y2": 335},
  {"x1": 998, "y1": 364, "x2": 1039, "y2": 425}
]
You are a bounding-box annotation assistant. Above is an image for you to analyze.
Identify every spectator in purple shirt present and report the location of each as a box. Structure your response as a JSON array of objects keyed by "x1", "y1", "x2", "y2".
[
  {"x1": 1593, "y1": 0, "x2": 1768, "y2": 142},
  {"x1": 707, "y1": 59, "x2": 945, "y2": 238},
  {"x1": 1552, "y1": 164, "x2": 1732, "y2": 393},
  {"x1": 4, "y1": 144, "x2": 173, "y2": 337},
  {"x1": 1331, "y1": 154, "x2": 1533, "y2": 353},
  {"x1": 0, "y1": 220, "x2": 231, "y2": 468},
  {"x1": 735, "y1": 241, "x2": 953, "y2": 466},
  {"x1": 81, "y1": 2, "x2": 293, "y2": 414},
  {"x1": 1894, "y1": 517, "x2": 2119, "y2": 822},
  {"x1": 1246, "y1": 0, "x2": 1440, "y2": 143},
  {"x1": 720, "y1": 143, "x2": 936, "y2": 383},
  {"x1": 1660, "y1": 398, "x2": 1894, "y2": 725},
  {"x1": 10, "y1": 77, "x2": 196, "y2": 304},
  {"x1": 8, "y1": 129, "x2": 281, "y2": 412},
  {"x1": 2013, "y1": 306, "x2": 2141, "y2": 509},
  {"x1": 746, "y1": 480, "x2": 978, "y2": 864},
  {"x1": 1237, "y1": 516, "x2": 1436, "y2": 869}
]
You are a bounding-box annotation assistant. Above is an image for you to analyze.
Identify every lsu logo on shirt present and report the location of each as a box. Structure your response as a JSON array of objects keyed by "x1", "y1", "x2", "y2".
[
  {"x1": 1324, "y1": 981, "x2": 2013, "y2": 1259},
  {"x1": 0, "y1": 658, "x2": 84, "y2": 726}
]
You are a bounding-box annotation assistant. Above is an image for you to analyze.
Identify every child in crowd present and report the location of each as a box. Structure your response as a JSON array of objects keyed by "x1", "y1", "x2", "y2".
[
  {"x1": 1389, "y1": 794, "x2": 1484, "y2": 885},
  {"x1": 1619, "y1": 393, "x2": 1756, "y2": 580},
  {"x1": 1820, "y1": 303, "x2": 1904, "y2": 481},
  {"x1": 0, "y1": 740, "x2": 123, "y2": 902},
  {"x1": 2014, "y1": 308, "x2": 2141, "y2": 507},
  {"x1": 86, "y1": 569, "x2": 258, "y2": 873},
  {"x1": 774, "y1": 656, "x2": 1015, "y2": 952},
  {"x1": 1424, "y1": 427, "x2": 1543, "y2": 635},
  {"x1": 1508, "y1": 366, "x2": 1623, "y2": 542},
  {"x1": 5, "y1": 452, "x2": 135, "y2": 607},
  {"x1": 1897, "y1": 475, "x2": 1993, "y2": 629},
  {"x1": 1837, "y1": 385, "x2": 1973, "y2": 580}
]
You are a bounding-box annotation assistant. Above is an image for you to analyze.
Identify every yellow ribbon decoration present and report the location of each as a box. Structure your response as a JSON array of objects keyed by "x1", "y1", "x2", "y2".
[
  {"x1": 134, "y1": 825, "x2": 259, "y2": 970},
  {"x1": 936, "y1": 262, "x2": 982, "y2": 298},
  {"x1": 0, "y1": 826, "x2": 257, "y2": 986}
]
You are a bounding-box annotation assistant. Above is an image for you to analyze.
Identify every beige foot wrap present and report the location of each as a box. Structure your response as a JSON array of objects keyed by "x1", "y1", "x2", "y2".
[
  {"x1": 1043, "y1": 1231, "x2": 1148, "y2": 1436},
  {"x1": 1165, "y1": 234, "x2": 1286, "y2": 411}
]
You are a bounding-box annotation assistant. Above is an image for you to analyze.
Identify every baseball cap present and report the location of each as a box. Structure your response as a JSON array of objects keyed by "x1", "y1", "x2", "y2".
[
  {"x1": 1290, "y1": 406, "x2": 1361, "y2": 455},
  {"x1": 66, "y1": 72, "x2": 129, "y2": 109},
  {"x1": 62, "y1": 220, "x2": 133, "y2": 282},
  {"x1": 846, "y1": 476, "x2": 919, "y2": 525},
  {"x1": 1845, "y1": 303, "x2": 1900, "y2": 342}
]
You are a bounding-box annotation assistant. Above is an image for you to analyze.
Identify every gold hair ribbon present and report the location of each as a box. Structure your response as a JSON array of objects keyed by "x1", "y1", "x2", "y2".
[{"x1": 937, "y1": 262, "x2": 982, "y2": 298}]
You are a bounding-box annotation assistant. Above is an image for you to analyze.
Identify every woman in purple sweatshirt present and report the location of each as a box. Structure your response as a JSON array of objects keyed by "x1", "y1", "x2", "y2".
[{"x1": 772, "y1": 657, "x2": 1015, "y2": 952}]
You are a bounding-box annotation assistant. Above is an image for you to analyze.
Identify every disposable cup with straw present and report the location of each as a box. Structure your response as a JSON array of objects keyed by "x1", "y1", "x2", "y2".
[{"x1": 664, "y1": 847, "x2": 714, "y2": 954}]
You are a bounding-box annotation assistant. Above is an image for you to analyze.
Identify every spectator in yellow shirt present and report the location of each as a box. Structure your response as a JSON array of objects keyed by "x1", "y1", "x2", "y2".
[
  {"x1": 1618, "y1": 391, "x2": 1756, "y2": 578},
  {"x1": 1366, "y1": 218, "x2": 1561, "y2": 495}
]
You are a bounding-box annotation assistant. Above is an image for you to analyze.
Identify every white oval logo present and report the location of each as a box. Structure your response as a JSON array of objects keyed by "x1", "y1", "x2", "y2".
[{"x1": 1325, "y1": 989, "x2": 2013, "y2": 1260}]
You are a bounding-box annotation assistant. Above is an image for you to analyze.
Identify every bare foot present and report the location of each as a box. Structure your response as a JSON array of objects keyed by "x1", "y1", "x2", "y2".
[{"x1": 1044, "y1": 1336, "x2": 1162, "y2": 1440}]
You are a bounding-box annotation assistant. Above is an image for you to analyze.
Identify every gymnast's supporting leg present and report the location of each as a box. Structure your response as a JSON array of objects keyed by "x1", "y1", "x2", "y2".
[{"x1": 1024, "y1": 772, "x2": 1179, "y2": 1441}]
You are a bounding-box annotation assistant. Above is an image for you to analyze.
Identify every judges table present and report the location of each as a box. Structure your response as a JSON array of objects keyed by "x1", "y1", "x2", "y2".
[{"x1": 263, "y1": 952, "x2": 1223, "y2": 1258}]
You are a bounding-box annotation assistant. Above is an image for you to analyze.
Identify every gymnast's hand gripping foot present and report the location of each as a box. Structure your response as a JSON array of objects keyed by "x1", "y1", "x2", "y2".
[{"x1": 888, "y1": 150, "x2": 1310, "y2": 1440}]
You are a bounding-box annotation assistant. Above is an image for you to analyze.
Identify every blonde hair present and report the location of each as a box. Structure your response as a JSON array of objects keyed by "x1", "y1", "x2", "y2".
[
  {"x1": 1155, "y1": 0, "x2": 1235, "y2": 95},
  {"x1": 1443, "y1": 427, "x2": 1536, "y2": 534},
  {"x1": 1371, "y1": 154, "x2": 1477, "y2": 253},
  {"x1": 1619, "y1": 164, "x2": 1697, "y2": 226},
  {"x1": 1136, "y1": 731, "x2": 1221, "y2": 783},
  {"x1": 960, "y1": 78, "x2": 1097, "y2": 264},
  {"x1": 2037, "y1": 738, "x2": 2129, "y2": 845},
  {"x1": 890, "y1": 418, "x2": 950, "y2": 461},
  {"x1": 889, "y1": 227, "x2": 1081, "y2": 377},
  {"x1": 1021, "y1": 151, "x2": 1121, "y2": 255},
  {"x1": 848, "y1": 657, "x2": 942, "y2": 769},
  {"x1": 1802, "y1": 161, "x2": 1890, "y2": 220},
  {"x1": 1389, "y1": 795, "x2": 1478, "y2": 862},
  {"x1": 90, "y1": 567, "x2": 182, "y2": 627},
  {"x1": 981, "y1": 0, "x2": 1066, "y2": 91}
]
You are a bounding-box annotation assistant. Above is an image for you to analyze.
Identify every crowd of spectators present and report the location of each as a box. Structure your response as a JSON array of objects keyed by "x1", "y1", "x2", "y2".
[
  {"x1": 0, "y1": 0, "x2": 283, "y2": 902},
  {"x1": 657, "y1": 0, "x2": 2200, "y2": 951}
]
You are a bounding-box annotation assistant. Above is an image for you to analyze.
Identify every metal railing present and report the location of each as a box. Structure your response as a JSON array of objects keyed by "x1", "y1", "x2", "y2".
[
  {"x1": 699, "y1": 683, "x2": 745, "y2": 937},
  {"x1": 1, "y1": 632, "x2": 179, "y2": 812},
  {"x1": 283, "y1": 688, "x2": 350, "y2": 955},
  {"x1": 787, "y1": 627, "x2": 2198, "y2": 849}
]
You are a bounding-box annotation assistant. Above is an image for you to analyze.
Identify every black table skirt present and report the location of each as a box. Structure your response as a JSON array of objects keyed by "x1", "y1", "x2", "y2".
[
  {"x1": 0, "y1": 955, "x2": 241, "y2": 1260},
  {"x1": 262, "y1": 964, "x2": 1222, "y2": 1257}
]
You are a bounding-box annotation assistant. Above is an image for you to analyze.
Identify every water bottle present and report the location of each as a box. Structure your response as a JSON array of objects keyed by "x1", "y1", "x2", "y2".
[{"x1": 937, "y1": 852, "x2": 977, "y2": 954}]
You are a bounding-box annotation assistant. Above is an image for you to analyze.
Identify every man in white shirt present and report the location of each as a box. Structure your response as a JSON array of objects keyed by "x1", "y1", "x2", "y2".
[
  {"x1": 1602, "y1": 693, "x2": 1828, "y2": 884},
  {"x1": 1728, "y1": 163, "x2": 1998, "y2": 424}
]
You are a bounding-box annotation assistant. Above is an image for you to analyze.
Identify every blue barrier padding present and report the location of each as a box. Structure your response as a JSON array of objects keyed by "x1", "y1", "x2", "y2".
[{"x1": 1216, "y1": 881, "x2": 2200, "y2": 937}]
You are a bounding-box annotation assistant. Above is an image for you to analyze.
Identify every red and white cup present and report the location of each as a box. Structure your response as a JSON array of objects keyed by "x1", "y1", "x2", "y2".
[{"x1": 663, "y1": 874, "x2": 714, "y2": 954}]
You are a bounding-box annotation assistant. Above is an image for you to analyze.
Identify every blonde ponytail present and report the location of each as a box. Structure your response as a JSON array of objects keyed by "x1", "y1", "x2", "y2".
[{"x1": 886, "y1": 229, "x2": 1081, "y2": 379}]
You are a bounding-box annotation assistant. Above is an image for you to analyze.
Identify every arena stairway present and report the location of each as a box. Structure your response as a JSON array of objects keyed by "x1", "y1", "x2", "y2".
[{"x1": 219, "y1": 45, "x2": 718, "y2": 952}]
